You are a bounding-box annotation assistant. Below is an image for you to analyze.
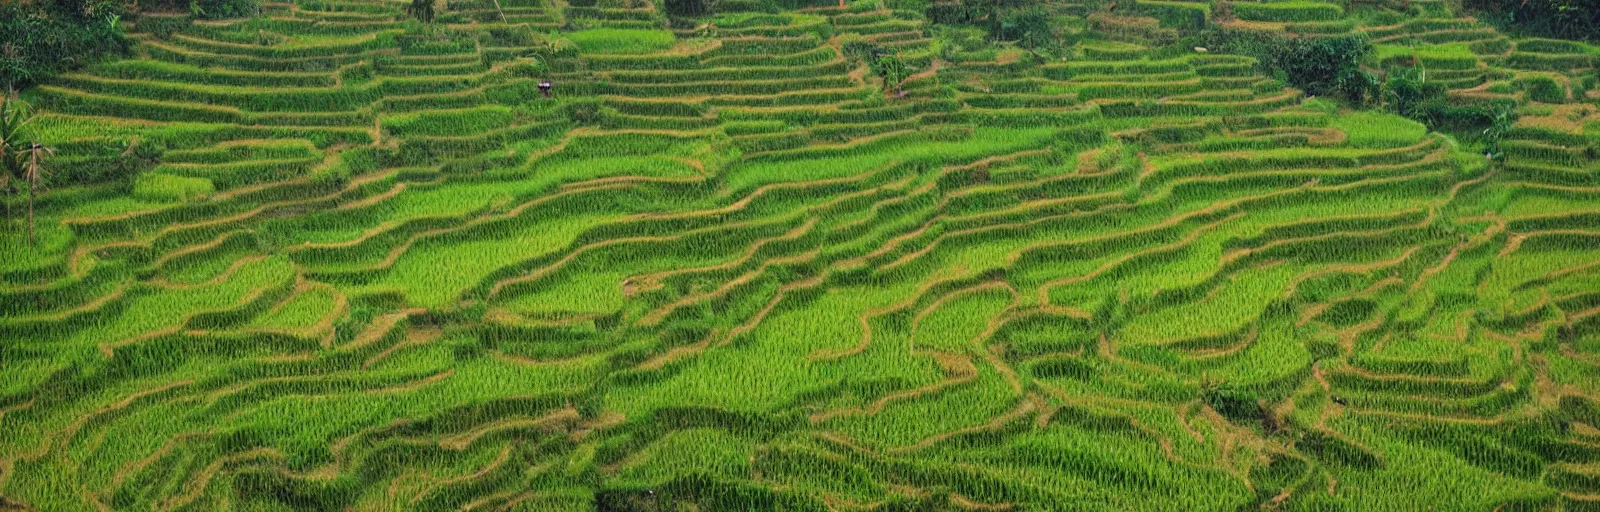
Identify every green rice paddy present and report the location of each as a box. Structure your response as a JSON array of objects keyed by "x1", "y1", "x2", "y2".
[{"x1": 2, "y1": 0, "x2": 1600, "y2": 509}]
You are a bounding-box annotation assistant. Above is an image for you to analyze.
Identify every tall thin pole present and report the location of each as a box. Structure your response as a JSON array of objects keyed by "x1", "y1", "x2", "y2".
[{"x1": 25, "y1": 175, "x2": 33, "y2": 245}]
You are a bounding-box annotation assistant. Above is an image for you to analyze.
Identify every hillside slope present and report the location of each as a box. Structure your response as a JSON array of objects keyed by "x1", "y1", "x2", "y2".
[{"x1": 2, "y1": 0, "x2": 1600, "y2": 509}]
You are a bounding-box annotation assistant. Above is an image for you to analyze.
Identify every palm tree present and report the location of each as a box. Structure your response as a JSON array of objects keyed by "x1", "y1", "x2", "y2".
[
  {"x1": 0, "y1": 93, "x2": 28, "y2": 222},
  {"x1": 22, "y1": 141, "x2": 51, "y2": 246}
]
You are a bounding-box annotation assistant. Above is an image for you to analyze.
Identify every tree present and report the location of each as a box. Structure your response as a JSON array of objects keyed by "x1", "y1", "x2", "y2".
[
  {"x1": 0, "y1": 0, "x2": 130, "y2": 90},
  {"x1": 0, "y1": 93, "x2": 28, "y2": 222},
  {"x1": 1462, "y1": 0, "x2": 1600, "y2": 42},
  {"x1": 1549, "y1": 0, "x2": 1600, "y2": 34},
  {"x1": 927, "y1": 0, "x2": 1047, "y2": 46},
  {"x1": 22, "y1": 141, "x2": 50, "y2": 246},
  {"x1": 998, "y1": 5, "x2": 1056, "y2": 52},
  {"x1": 1203, "y1": 30, "x2": 1378, "y2": 105},
  {"x1": 875, "y1": 53, "x2": 909, "y2": 97},
  {"x1": 406, "y1": 0, "x2": 436, "y2": 24}
]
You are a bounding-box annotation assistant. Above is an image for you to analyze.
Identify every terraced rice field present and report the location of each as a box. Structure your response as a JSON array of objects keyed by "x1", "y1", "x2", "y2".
[{"x1": 3, "y1": 0, "x2": 1600, "y2": 509}]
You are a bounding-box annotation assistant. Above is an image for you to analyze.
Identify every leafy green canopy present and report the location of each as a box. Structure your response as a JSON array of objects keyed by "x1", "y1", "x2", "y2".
[
  {"x1": 928, "y1": 0, "x2": 1060, "y2": 51},
  {"x1": 0, "y1": 0, "x2": 129, "y2": 90},
  {"x1": 407, "y1": 0, "x2": 436, "y2": 24},
  {"x1": 1203, "y1": 30, "x2": 1379, "y2": 105},
  {"x1": 1465, "y1": 0, "x2": 1600, "y2": 41}
]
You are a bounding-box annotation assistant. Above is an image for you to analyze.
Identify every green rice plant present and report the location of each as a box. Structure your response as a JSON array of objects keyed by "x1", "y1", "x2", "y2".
[
  {"x1": 1505, "y1": 50, "x2": 1595, "y2": 71},
  {"x1": 1133, "y1": 0, "x2": 1208, "y2": 29},
  {"x1": 598, "y1": 107, "x2": 718, "y2": 130},
  {"x1": 381, "y1": 105, "x2": 517, "y2": 137},
  {"x1": 1231, "y1": 1, "x2": 1344, "y2": 22},
  {"x1": 6, "y1": 3, "x2": 1600, "y2": 510},
  {"x1": 139, "y1": 39, "x2": 388, "y2": 72},
  {"x1": 153, "y1": 155, "x2": 322, "y2": 189},
  {"x1": 163, "y1": 139, "x2": 320, "y2": 163},
  {"x1": 602, "y1": 75, "x2": 859, "y2": 97},
  {"x1": 602, "y1": 59, "x2": 853, "y2": 83},
  {"x1": 1286, "y1": 19, "x2": 1356, "y2": 34},
  {"x1": 29, "y1": 85, "x2": 244, "y2": 123},
  {"x1": 93, "y1": 60, "x2": 339, "y2": 88},
  {"x1": 1514, "y1": 38, "x2": 1593, "y2": 54},
  {"x1": 247, "y1": 283, "x2": 341, "y2": 330},
  {"x1": 131, "y1": 173, "x2": 215, "y2": 202},
  {"x1": 1331, "y1": 111, "x2": 1428, "y2": 148},
  {"x1": 1513, "y1": 74, "x2": 1569, "y2": 103},
  {"x1": 399, "y1": 118, "x2": 570, "y2": 159},
  {"x1": 704, "y1": 35, "x2": 824, "y2": 57},
  {"x1": 169, "y1": 30, "x2": 403, "y2": 60},
  {"x1": 1375, "y1": 43, "x2": 1480, "y2": 69},
  {"x1": 1042, "y1": 58, "x2": 1194, "y2": 80},
  {"x1": 566, "y1": 29, "x2": 678, "y2": 54}
]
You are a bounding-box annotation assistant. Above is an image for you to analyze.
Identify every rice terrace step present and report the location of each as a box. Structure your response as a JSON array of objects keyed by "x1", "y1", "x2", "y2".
[{"x1": 1, "y1": 0, "x2": 1600, "y2": 508}]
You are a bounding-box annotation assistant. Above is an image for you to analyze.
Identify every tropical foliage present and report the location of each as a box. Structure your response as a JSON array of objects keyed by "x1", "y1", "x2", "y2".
[{"x1": 0, "y1": 0, "x2": 128, "y2": 90}]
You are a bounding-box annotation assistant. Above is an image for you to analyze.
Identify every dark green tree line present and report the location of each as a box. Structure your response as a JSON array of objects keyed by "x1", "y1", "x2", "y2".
[
  {"x1": 0, "y1": 0, "x2": 130, "y2": 90},
  {"x1": 1464, "y1": 0, "x2": 1600, "y2": 42},
  {"x1": 927, "y1": 0, "x2": 1061, "y2": 52}
]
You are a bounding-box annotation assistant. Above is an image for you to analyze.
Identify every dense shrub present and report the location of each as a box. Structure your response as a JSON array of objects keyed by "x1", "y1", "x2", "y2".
[
  {"x1": 0, "y1": 0, "x2": 129, "y2": 90},
  {"x1": 927, "y1": 0, "x2": 1063, "y2": 52},
  {"x1": 1463, "y1": 0, "x2": 1600, "y2": 41},
  {"x1": 1383, "y1": 66, "x2": 1447, "y2": 121},
  {"x1": 406, "y1": 0, "x2": 435, "y2": 23},
  {"x1": 993, "y1": 5, "x2": 1056, "y2": 50},
  {"x1": 840, "y1": 33, "x2": 885, "y2": 63},
  {"x1": 1202, "y1": 30, "x2": 1378, "y2": 105},
  {"x1": 1379, "y1": 66, "x2": 1517, "y2": 155}
]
